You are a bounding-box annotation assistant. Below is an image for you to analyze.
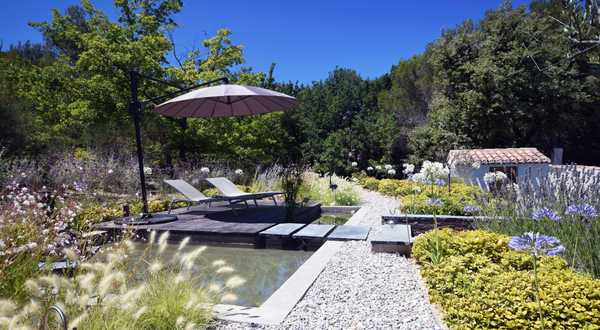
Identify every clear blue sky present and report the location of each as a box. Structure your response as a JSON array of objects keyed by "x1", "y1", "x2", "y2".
[{"x1": 0, "y1": 0, "x2": 530, "y2": 83}]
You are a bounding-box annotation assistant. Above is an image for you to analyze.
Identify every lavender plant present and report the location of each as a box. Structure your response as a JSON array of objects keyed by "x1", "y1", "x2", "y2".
[{"x1": 477, "y1": 165, "x2": 600, "y2": 277}]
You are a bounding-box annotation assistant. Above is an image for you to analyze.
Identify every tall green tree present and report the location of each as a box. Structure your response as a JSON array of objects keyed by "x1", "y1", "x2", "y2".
[{"x1": 410, "y1": 2, "x2": 600, "y2": 164}]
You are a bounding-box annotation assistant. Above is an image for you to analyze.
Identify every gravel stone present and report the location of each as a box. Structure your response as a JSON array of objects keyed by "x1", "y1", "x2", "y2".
[{"x1": 213, "y1": 185, "x2": 445, "y2": 330}]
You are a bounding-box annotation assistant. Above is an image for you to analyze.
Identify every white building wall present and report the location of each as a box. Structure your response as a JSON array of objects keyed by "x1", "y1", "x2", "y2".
[{"x1": 451, "y1": 163, "x2": 550, "y2": 189}]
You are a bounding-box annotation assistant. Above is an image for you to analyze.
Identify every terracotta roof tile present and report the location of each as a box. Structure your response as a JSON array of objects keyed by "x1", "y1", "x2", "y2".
[{"x1": 448, "y1": 148, "x2": 551, "y2": 165}]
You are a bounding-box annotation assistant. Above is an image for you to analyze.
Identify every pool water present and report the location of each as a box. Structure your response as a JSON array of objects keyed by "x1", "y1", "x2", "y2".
[
  {"x1": 102, "y1": 243, "x2": 312, "y2": 307},
  {"x1": 314, "y1": 213, "x2": 353, "y2": 225}
]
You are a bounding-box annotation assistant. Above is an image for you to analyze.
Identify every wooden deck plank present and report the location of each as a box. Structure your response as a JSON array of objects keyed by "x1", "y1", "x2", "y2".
[
  {"x1": 292, "y1": 224, "x2": 335, "y2": 239},
  {"x1": 327, "y1": 225, "x2": 370, "y2": 241},
  {"x1": 260, "y1": 223, "x2": 307, "y2": 237},
  {"x1": 95, "y1": 204, "x2": 321, "y2": 239}
]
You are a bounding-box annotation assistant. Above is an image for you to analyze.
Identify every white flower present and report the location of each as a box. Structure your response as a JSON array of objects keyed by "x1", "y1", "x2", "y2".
[
  {"x1": 351, "y1": 162, "x2": 358, "y2": 167},
  {"x1": 417, "y1": 161, "x2": 449, "y2": 183},
  {"x1": 234, "y1": 169, "x2": 243, "y2": 175},
  {"x1": 107, "y1": 169, "x2": 114, "y2": 174},
  {"x1": 402, "y1": 163, "x2": 415, "y2": 175},
  {"x1": 375, "y1": 165, "x2": 382, "y2": 170},
  {"x1": 484, "y1": 171, "x2": 507, "y2": 184},
  {"x1": 200, "y1": 167, "x2": 210, "y2": 174},
  {"x1": 366, "y1": 166, "x2": 374, "y2": 171},
  {"x1": 471, "y1": 162, "x2": 481, "y2": 169},
  {"x1": 143, "y1": 167, "x2": 153, "y2": 175},
  {"x1": 384, "y1": 164, "x2": 393, "y2": 170},
  {"x1": 387, "y1": 169, "x2": 396, "y2": 176}
]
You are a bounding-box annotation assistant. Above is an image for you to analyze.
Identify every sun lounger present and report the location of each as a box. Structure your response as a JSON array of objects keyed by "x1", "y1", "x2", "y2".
[
  {"x1": 205, "y1": 177, "x2": 283, "y2": 207},
  {"x1": 163, "y1": 179, "x2": 223, "y2": 213}
]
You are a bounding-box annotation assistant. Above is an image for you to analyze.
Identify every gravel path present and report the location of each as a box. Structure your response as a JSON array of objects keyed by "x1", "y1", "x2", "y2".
[{"x1": 213, "y1": 186, "x2": 445, "y2": 330}]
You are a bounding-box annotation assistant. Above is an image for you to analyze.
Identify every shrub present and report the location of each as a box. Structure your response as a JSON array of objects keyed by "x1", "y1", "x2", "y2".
[
  {"x1": 361, "y1": 177, "x2": 380, "y2": 191},
  {"x1": 401, "y1": 182, "x2": 483, "y2": 215},
  {"x1": 299, "y1": 173, "x2": 360, "y2": 206},
  {"x1": 356, "y1": 176, "x2": 484, "y2": 215},
  {"x1": 413, "y1": 229, "x2": 600, "y2": 329},
  {"x1": 0, "y1": 232, "x2": 242, "y2": 329}
]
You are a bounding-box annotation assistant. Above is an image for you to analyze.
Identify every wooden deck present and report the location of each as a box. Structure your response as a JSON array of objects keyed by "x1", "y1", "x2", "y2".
[
  {"x1": 97, "y1": 202, "x2": 378, "y2": 250},
  {"x1": 97, "y1": 202, "x2": 322, "y2": 246}
]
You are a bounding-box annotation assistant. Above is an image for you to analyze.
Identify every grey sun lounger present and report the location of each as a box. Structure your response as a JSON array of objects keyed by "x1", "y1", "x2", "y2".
[
  {"x1": 205, "y1": 177, "x2": 283, "y2": 207},
  {"x1": 163, "y1": 179, "x2": 223, "y2": 213}
]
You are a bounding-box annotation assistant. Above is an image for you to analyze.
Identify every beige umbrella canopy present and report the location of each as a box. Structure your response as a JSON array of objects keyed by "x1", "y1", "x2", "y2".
[{"x1": 153, "y1": 84, "x2": 298, "y2": 118}]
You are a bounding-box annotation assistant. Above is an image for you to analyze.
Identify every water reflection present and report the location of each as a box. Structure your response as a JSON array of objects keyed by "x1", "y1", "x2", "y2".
[{"x1": 121, "y1": 243, "x2": 312, "y2": 307}]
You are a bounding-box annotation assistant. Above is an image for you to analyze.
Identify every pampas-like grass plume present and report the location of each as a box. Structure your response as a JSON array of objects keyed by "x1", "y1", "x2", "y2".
[
  {"x1": 178, "y1": 237, "x2": 190, "y2": 251},
  {"x1": 216, "y1": 266, "x2": 235, "y2": 274},
  {"x1": 157, "y1": 231, "x2": 169, "y2": 254},
  {"x1": 220, "y1": 293, "x2": 238, "y2": 303},
  {"x1": 148, "y1": 230, "x2": 156, "y2": 244},
  {"x1": 225, "y1": 276, "x2": 246, "y2": 289}
]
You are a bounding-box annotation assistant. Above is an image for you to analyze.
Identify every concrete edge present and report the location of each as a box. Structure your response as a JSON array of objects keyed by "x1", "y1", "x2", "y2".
[{"x1": 213, "y1": 206, "x2": 367, "y2": 325}]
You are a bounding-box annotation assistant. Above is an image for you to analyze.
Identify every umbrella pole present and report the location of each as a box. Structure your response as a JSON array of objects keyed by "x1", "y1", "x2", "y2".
[
  {"x1": 116, "y1": 71, "x2": 230, "y2": 225},
  {"x1": 129, "y1": 71, "x2": 150, "y2": 216}
]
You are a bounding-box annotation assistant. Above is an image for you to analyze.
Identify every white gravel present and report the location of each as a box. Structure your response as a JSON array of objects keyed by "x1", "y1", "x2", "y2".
[{"x1": 213, "y1": 186, "x2": 445, "y2": 330}]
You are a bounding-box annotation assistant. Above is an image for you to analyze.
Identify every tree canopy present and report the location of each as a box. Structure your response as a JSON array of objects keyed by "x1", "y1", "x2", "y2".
[{"x1": 1, "y1": 0, "x2": 599, "y2": 173}]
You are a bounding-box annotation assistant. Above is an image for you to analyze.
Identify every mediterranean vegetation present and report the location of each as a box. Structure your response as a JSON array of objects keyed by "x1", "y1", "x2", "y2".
[{"x1": 1, "y1": 0, "x2": 600, "y2": 329}]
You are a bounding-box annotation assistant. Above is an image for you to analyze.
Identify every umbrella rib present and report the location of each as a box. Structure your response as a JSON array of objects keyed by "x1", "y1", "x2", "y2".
[
  {"x1": 190, "y1": 98, "x2": 209, "y2": 117},
  {"x1": 209, "y1": 100, "x2": 218, "y2": 117},
  {"x1": 173, "y1": 100, "x2": 195, "y2": 118},
  {"x1": 251, "y1": 97, "x2": 272, "y2": 115},
  {"x1": 263, "y1": 96, "x2": 291, "y2": 109}
]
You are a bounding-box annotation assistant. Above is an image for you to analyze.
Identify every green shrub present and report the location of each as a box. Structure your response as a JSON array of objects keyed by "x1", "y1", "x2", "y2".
[
  {"x1": 299, "y1": 174, "x2": 361, "y2": 206},
  {"x1": 357, "y1": 177, "x2": 484, "y2": 215},
  {"x1": 413, "y1": 229, "x2": 600, "y2": 329},
  {"x1": 377, "y1": 179, "x2": 403, "y2": 196},
  {"x1": 361, "y1": 177, "x2": 380, "y2": 191},
  {"x1": 401, "y1": 183, "x2": 483, "y2": 215}
]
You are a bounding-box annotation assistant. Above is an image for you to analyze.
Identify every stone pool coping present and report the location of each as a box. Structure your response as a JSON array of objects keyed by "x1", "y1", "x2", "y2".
[{"x1": 213, "y1": 205, "x2": 368, "y2": 325}]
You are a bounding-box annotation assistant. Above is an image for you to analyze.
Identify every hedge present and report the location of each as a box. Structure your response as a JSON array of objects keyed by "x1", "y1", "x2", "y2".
[
  {"x1": 354, "y1": 174, "x2": 484, "y2": 216},
  {"x1": 413, "y1": 229, "x2": 600, "y2": 329}
]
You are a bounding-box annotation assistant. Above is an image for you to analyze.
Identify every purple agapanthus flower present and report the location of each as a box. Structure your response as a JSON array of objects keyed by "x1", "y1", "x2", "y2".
[
  {"x1": 427, "y1": 197, "x2": 443, "y2": 207},
  {"x1": 508, "y1": 232, "x2": 566, "y2": 257},
  {"x1": 435, "y1": 179, "x2": 446, "y2": 186},
  {"x1": 532, "y1": 207, "x2": 561, "y2": 221},
  {"x1": 463, "y1": 205, "x2": 481, "y2": 214},
  {"x1": 565, "y1": 204, "x2": 597, "y2": 219}
]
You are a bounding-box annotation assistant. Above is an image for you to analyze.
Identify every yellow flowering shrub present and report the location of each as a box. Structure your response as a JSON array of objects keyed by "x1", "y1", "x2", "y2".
[
  {"x1": 413, "y1": 229, "x2": 600, "y2": 329},
  {"x1": 355, "y1": 176, "x2": 484, "y2": 215}
]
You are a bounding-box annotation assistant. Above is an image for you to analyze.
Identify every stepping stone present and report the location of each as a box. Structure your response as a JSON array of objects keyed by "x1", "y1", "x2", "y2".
[
  {"x1": 370, "y1": 224, "x2": 413, "y2": 255},
  {"x1": 292, "y1": 224, "x2": 335, "y2": 239},
  {"x1": 260, "y1": 223, "x2": 306, "y2": 237},
  {"x1": 327, "y1": 225, "x2": 370, "y2": 241}
]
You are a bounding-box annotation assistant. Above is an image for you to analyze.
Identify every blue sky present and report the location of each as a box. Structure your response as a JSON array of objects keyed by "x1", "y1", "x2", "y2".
[{"x1": 0, "y1": 0, "x2": 530, "y2": 83}]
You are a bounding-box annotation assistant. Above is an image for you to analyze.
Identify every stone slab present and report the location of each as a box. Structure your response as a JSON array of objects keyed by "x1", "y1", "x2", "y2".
[
  {"x1": 292, "y1": 224, "x2": 335, "y2": 239},
  {"x1": 327, "y1": 225, "x2": 370, "y2": 241},
  {"x1": 369, "y1": 224, "x2": 413, "y2": 244},
  {"x1": 260, "y1": 223, "x2": 306, "y2": 237}
]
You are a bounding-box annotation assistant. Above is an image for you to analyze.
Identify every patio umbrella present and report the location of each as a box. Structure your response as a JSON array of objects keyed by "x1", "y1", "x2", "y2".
[
  {"x1": 153, "y1": 84, "x2": 298, "y2": 117},
  {"x1": 118, "y1": 72, "x2": 298, "y2": 226}
]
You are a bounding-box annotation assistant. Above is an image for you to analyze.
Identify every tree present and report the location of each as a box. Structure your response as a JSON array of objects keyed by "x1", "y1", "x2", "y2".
[{"x1": 410, "y1": 2, "x2": 600, "y2": 164}]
